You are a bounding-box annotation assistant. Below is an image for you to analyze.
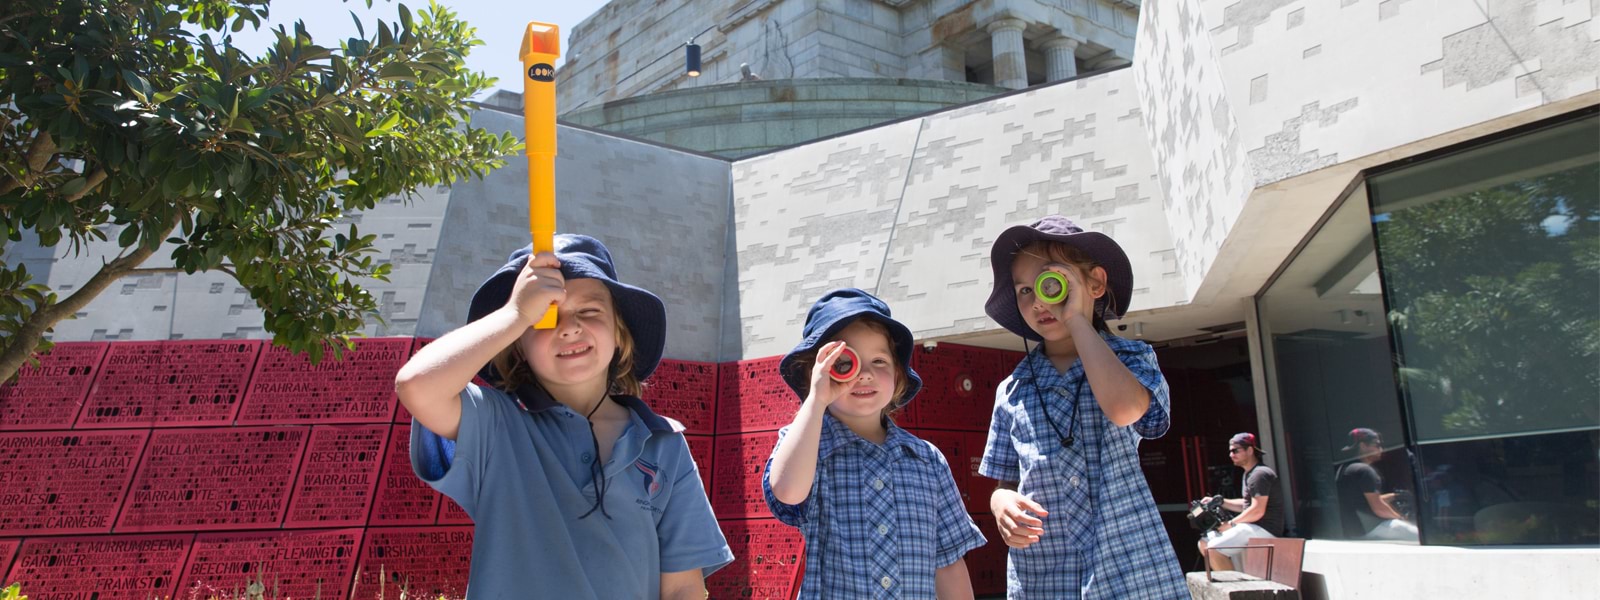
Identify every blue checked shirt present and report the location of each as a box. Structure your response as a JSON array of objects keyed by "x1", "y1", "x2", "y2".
[
  {"x1": 979, "y1": 333, "x2": 1187, "y2": 599},
  {"x1": 764, "y1": 412, "x2": 987, "y2": 599}
]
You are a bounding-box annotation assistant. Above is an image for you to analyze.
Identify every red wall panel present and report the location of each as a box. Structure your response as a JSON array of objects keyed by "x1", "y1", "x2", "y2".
[
  {"x1": 715, "y1": 357, "x2": 795, "y2": 434},
  {"x1": 969, "y1": 517, "x2": 1007, "y2": 597},
  {"x1": 0, "y1": 538, "x2": 17, "y2": 581},
  {"x1": 284, "y1": 425, "x2": 388, "y2": 529},
  {"x1": 4, "y1": 533, "x2": 193, "y2": 600},
  {"x1": 237, "y1": 339, "x2": 409, "y2": 425},
  {"x1": 116, "y1": 427, "x2": 308, "y2": 532},
  {"x1": 905, "y1": 344, "x2": 1021, "y2": 431},
  {"x1": 686, "y1": 434, "x2": 714, "y2": 495},
  {"x1": 77, "y1": 341, "x2": 261, "y2": 428},
  {"x1": 0, "y1": 342, "x2": 107, "y2": 430},
  {"x1": 641, "y1": 360, "x2": 719, "y2": 435},
  {"x1": 0, "y1": 430, "x2": 148, "y2": 536},
  {"x1": 178, "y1": 529, "x2": 362, "y2": 599},
  {"x1": 710, "y1": 431, "x2": 780, "y2": 519},
  {"x1": 437, "y1": 497, "x2": 472, "y2": 525},
  {"x1": 352, "y1": 527, "x2": 472, "y2": 598},
  {"x1": 707, "y1": 519, "x2": 803, "y2": 600},
  {"x1": 369, "y1": 424, "x2": 441, "y2": 526}
]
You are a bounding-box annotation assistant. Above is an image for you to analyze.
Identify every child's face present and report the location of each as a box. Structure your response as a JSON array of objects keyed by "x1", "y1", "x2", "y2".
[
  {"x1": 826, "y1": 321, "x2": 899, "y2": 421},
  {"x1": 517, "y1": 279, "x2": 619, "y2": 390},
  {"x1": 1011, "y1": 250, "x2": 1098, "y2": 342}
]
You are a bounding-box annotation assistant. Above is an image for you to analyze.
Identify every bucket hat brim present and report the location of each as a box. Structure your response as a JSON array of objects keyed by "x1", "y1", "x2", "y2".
[
  {"x1": 467, "y1": 235, "x2": 666, "y2": 385},
  {"x1": 984, "y1": 216, "x2": 1134, "y2": 341}
]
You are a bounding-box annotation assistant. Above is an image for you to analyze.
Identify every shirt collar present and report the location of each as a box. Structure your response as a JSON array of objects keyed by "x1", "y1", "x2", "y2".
[
  {"x1": 816, "y1": 411, "x2": 936, "y2": 463},
  {"x1": 509, "y1": 383, "x2": 683, "y2": 434}
]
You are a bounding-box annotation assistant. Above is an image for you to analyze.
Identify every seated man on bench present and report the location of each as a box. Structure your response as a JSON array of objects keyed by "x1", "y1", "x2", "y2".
[{"x1": 1198, "y1": 433, "x2": 1286, "y2": 571}]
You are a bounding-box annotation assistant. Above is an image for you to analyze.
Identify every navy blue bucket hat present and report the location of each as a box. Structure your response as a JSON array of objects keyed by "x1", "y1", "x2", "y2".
[
  {"x1": 778, "y1": 288, "x2": 923, "y2": 405},
  {"x1": 467, "y1": 234, "x2": 666, "y2": 385},
  {"x1": 985, "y1": 215, "x2": 1134, "y2": 341}
]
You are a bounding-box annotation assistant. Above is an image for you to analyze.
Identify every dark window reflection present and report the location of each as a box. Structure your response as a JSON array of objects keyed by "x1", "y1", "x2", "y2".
[
  {"x1": 1415, "y1": 430, "x2": 1599, "y2": 545},
  {"x1": 1369, "y1": 114, "x2": 1599, "y2": 546}
]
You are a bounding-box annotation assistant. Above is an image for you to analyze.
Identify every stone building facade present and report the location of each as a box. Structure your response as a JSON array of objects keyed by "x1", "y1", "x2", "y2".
[
  {"x1": 557, "y1": 0, "x2": 1140, "y2": 156},
  {"x1": 559, "y1": 0, "x2": 1138, "y2": 110}
]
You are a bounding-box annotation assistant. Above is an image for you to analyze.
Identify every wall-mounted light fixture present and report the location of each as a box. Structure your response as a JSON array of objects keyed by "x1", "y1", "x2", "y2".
[
  {"x1": 685, "y1": 39, "x2": 702, "y2": 77},
  {"x1": 1132, "y1": 322, "x2": 1145, "y2": 338}
]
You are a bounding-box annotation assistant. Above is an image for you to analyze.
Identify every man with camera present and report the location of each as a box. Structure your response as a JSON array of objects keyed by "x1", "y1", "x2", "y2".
[{"x1": 1197, "y1": 432, "x2": 1286, "y2": 571}]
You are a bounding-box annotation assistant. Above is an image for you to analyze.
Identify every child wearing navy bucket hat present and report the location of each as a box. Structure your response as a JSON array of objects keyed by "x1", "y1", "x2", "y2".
[
  {"x1": 395, "y1": 234, "x2": 733, "y2": 599},
  {"x1": 977, "y1": 216, "x2": 1187, "y2": 599},
  {"x1": 763, "y1": 288, "x2": 987, "y2": 599}
]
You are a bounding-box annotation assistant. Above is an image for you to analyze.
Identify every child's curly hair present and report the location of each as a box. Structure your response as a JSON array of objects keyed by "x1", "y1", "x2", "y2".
[
  {"x1": 489, "y1": 299, "x2": 643, "y2": 397},
  {"x1": 786, "y1": 318, "x2": 912, "y2": 419}
]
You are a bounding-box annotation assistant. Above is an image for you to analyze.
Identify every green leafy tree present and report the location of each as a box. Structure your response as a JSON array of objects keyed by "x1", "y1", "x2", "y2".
[
  {"x1": 1377, "y1": 163, "x2": 1599, "y2": 439},
  {"x1": 0, "y1": 0, "x2": 518, "y2": 380}
]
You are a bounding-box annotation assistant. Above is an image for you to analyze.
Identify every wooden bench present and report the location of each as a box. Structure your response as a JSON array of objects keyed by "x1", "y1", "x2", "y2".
[{"x1": 1190, "y1": 537, "x2": 1306, "y2": 599}]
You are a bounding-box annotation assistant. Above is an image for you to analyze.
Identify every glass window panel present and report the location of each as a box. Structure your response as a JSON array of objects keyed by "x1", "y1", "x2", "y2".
[
  {"x1": 1258, "y1": 188, "x2": 1419, "y2": 543},
  {"x1": 1368, "y1": 114, "x2": 1599, "y2": 546},
  {"x1": 1369, "y1": 116, "x2": 1599, "y2": 442}
]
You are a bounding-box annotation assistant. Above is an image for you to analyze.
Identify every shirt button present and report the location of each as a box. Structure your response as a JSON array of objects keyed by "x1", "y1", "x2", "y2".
[
  {"x1": 880, "y1": 576, "x2": 892, "y2": 589},
  {"x1": 877, "y1": 523, "x2": 889, "y2": 535},
  {"x1": 580, "y1": 452, "x2": 593, "y2": 463},
  {"x1": 872, "y1": 479, "x2": 884, "y2": 491},
  {"x1": 1070, "y1": 475, "x2": 1081, "y2": 487}
]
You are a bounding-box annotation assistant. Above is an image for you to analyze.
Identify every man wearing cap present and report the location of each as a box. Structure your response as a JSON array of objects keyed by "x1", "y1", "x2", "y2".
[
  {"x1": 1197, "y1": 433, "x2": 1285, "y2": 571},
  {"x1": 1336, "y1": 428, "x2": 1418, "y2": 542}
]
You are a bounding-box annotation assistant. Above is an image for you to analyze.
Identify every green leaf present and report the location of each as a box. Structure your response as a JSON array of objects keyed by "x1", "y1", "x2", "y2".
[
  {"x1": 59, "y1": 177, "x2": 88, "y2": 198},
  {"x1": 377, "y1": 62, "x2": 415, "y2": 82},
  {"x1": 118, "y1": 223, "x2": 141, "y2": 247},
  {"x1": 121, "y1": 69, "x2": 153, "y2": 103}
]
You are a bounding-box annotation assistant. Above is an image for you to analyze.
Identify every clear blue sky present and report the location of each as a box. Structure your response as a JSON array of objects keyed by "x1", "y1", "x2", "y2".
[{"x1": 228, "y1": 0, "x2": 611, "y2": 96}]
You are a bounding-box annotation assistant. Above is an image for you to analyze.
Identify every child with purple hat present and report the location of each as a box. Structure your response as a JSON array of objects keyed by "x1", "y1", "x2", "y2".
[
  {"x1": 978, "y1": 216, "x2": 1187, "y2": 598},
  {"x1": 764, "y1": 288, "x2": 987, "y2": 598}
]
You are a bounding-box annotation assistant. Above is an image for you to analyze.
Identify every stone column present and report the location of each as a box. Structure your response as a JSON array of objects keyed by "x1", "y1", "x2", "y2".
[
  {"x1": 1041, "y1": 35, "x2": 1081, "y2": 81},
  {"x1": 986, "y1": 18, "x2": 1029, "y2": 90}
]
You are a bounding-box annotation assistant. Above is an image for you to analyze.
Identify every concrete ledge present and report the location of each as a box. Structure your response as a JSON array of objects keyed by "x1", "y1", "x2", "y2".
[
  {"x1": 1187, "y1": 571, "x2": 1299, "y2": 600},
  {"x1": 1300, "y1": 540, "x2": 1600, "y2": 599},
  {"x1": 562, "y1": 78, "x2": 1005, "y2": 158}
]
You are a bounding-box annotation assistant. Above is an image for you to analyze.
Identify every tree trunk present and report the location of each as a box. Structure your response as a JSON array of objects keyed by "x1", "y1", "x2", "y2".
[{"x1": 0, "y1": 223, "x2": 175, "y2": 382}]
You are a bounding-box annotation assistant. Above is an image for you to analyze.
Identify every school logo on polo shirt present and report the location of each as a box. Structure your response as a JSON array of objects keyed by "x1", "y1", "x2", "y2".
[{"x1": 635, "y1": 458, "x2": 662, "y2": 499}]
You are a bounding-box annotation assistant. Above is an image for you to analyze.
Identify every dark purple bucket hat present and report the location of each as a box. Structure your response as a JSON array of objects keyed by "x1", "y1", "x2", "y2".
[
  {"x1": 468, "y1": 234, "x2": 666, "y2": 385},
  {"x1": 985, "y1": 215, "x2": 1134, "y2": 341},
  {"x1": 778, "y1": 288, "x2": 923, "y2": 406}
]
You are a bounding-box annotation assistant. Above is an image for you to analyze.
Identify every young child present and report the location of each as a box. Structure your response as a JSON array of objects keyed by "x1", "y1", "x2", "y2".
[
  {"x1": 978, "y1": 216, "x2": 1187, "y2": 598},
  {"x1": 395, "y1": 234, "x2": 733, "y2": 599},
  {"x1": 763, "y1": 288, "x2": 986, "y2": 599}
]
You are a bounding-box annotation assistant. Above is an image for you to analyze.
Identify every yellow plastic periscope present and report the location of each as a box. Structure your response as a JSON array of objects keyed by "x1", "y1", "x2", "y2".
[{"x1": 522, "y1": 22, "x2": 560, "y2": 329}]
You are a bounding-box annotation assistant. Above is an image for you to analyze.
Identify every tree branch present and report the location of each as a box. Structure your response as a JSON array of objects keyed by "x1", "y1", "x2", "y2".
[
  {"x1": 0, "y1": 131, "x2": 57, "y2": 195},
  {"x1": 0, "y1": 212, "x2": 182, "y2": 381},
  {"x1": 128, "y1": 264, "x2": 238, "y2": 278},
  {"x1": 0, "y1": 10, "x2": 36, "y2": 29},
  {"x1": 61, "y1": 169, "x2": 108, "y2": 203}
]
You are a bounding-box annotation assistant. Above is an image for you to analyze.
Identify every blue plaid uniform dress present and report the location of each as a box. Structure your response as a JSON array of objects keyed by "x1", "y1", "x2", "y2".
[
  {"x1": 979, "y1": 333, "x2": 1187, "y2": 599},
  {"x1": 764, "y1": 413, "x2": 987, "y2": 599}
]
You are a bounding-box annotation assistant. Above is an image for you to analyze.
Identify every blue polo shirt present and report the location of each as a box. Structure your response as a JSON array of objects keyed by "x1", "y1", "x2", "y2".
[{"x1": 412, "y1": 383, "x2": 734, "y2": 599}]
